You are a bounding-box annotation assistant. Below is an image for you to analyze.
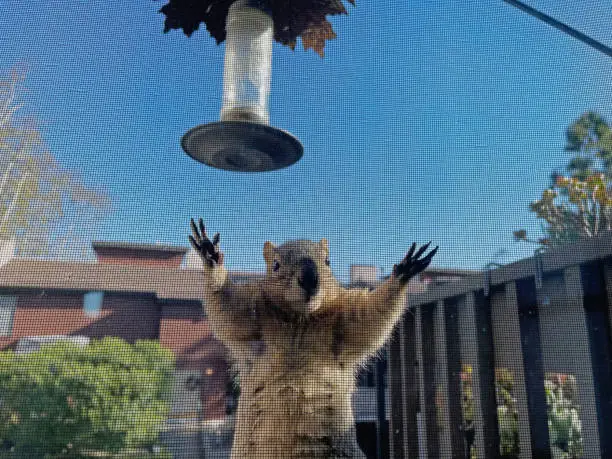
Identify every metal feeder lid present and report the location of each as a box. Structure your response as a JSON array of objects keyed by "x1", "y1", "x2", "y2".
[{"x1": 182, "y1": 121, "x2": 303, "y2": 172}]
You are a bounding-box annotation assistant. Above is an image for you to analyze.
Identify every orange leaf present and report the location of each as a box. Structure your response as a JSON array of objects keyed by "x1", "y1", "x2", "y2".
[{"x1": 301, "y1": 20, "x2": 337, "y2": 57}]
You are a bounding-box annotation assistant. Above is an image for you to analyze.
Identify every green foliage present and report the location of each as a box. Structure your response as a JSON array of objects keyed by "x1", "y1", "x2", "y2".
[
  {"x1": 495, "y1": 368, "x2": 519, "y2": 458},
  {"x1": 458, "y1": 367, "x2": 584, "y2": 458},
  {"x1": 0, "y1": 66, "x2": 112, "y2": 259},
  {"x1": 0, "y1": 337, "x2": 174, "y2": 458},
  {"x1": 460, "y1": 366, "x2": 520, "y2": 458},
  {"x1": 514, "y1": 174, "x2": 612, "y2": 248},
  {"x1": 564, "y1": 112, "x2": 612, "y2": 180},
  {"x1": 545, "y1": 373, "x2": 583, "y2": 459},
  {"x1": 514, "y1": 111, "x2": 612, "y2": 250}
]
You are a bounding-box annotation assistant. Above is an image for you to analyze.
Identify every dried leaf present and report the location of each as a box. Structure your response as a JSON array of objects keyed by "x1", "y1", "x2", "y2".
[
  {"x1": 157, "y1": 0, "x2": 355, "y2": 57},
  {"x1": 301, "y1": 20, "x2": 337, "y2": 57}
]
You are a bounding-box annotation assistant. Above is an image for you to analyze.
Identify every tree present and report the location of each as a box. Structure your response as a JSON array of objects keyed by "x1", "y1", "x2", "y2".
[
  {"x1": 0, "y1": 338, "x2": 174, "y2": 457},
  {"x1": 514, "y1": 174, "x2": 612, "y2": 248},
  {"x1": 514, "y1": 111, "x2": 612, "y2": 249},
  {"x1": 563, "y1": 111, "x2": 612, "y2": 180},
  {"x1": 0, "y1": 67, "x2": 112, "y2": 259}
]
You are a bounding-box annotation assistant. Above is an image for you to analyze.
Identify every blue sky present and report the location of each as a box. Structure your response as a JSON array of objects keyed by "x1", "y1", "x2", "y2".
[{"x1": 1, "y1": 1, "x2": 612, "y2": 280}]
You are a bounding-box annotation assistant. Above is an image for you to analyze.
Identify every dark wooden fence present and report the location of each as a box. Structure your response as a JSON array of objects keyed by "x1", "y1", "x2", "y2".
[{"x1": 388, "y1": 233, "x2": 612, "y2": 458}]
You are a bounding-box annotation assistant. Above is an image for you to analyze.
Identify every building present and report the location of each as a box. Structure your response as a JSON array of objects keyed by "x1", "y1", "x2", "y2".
[
  {"x1": 0, "y1": 241, "x2": 257, "y2": 422},
  {"x1": 0, "y1": 241, "x2": 473, "y2": 457}
]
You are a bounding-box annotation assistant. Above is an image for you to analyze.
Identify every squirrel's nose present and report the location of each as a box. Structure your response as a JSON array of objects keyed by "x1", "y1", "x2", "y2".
[{"x1": 298, "y1": 258, "x2": 319, "y2": 297}]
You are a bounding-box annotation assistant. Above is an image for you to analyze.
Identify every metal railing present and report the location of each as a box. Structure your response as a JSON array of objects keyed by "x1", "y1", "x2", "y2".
[{"x1": 389, "y1": 232, "x2": 612, "y2": 458}]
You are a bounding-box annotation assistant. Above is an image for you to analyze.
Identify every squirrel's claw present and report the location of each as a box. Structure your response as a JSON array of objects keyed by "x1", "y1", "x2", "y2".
[
  {"x1": 414, "y1": 241, "x2": 432, "y2": 260},
  {"x1": 189, "y1": 218, "x2": 223, "y2": 268},
  {"x1": 199, "y1": 218, "x2": 206, "y2": 239},
  {"x1": 393, "y1": 243, "x2": 438, "y2": 284}
]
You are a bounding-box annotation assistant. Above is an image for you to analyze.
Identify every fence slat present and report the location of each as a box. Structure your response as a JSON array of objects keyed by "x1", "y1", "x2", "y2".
[
  {"x1": 444, "y1": 298, "x2": 466, "y2": 458},
  {"x1": 559, "y1": 266, "x2": 601, "y2": 458},
  {"x1": 604, "y1": 259, "x2": 612, "y2": 352},
  {"x1": 401, "y1": 310, "x2": 420, "y2": 458},
  {"x1": 388, "y1": 326, "x2": 406, "y2": 459},
  {"x1": 420, "y1": 304, "x2": 439, "y2": 458},
  {"x1": 600, "y1": 260, "x2": 612, "y2": 455},
  {"x1": 414, "y1": 306, "x2": 429, "y2": 457},
  {"x1": 474, "y1": 291, "x2": 500, "y2": 458},
  {"x1": 491, "y1": 282, "x2": 533, "y2": 458},
  {"x1": 581, "y1": 261, "x2": 612, "y2": 456},
  {"x1": 516, "y1": 277, "x2": 551, "y2": 458},
  {"x1": 433, "y1": 299, "x2": 456, "y2": 458},
  {"x1": 457, "y1": 292, "x2": 487, "y2": 457}
]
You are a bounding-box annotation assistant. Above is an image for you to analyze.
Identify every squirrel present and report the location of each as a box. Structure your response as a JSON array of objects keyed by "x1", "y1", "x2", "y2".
[{"x1": 189, "y1": 218, "x2": 437, "y2": 459}]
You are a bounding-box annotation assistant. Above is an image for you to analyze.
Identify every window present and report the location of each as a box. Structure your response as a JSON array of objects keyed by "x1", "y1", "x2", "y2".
[
  {"x1": 83, "y1": 291, "x2": 104, "y2": 318},
  {"x1": 0, "y1": 295, "x2": 17, "y2": 337}
]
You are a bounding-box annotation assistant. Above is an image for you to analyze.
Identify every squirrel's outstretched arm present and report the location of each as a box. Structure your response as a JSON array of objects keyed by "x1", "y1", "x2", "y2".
[
  {"x1": 330, "y1": 243, "x2": 437, "y2": 362},
  {"x1": 189, "y1": 218, "x2": 260, "y2": 344}
]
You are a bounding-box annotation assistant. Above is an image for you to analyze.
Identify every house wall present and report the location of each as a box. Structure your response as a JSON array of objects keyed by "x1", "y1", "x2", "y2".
[
  {"x1": 159, "y1": 302, "x2": 230, "y2": 420},
  {"x1": 0, "y1": 291, "x2": 160, "y2": 349}
]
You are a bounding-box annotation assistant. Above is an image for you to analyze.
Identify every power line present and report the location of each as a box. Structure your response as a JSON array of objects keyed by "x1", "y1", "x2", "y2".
[{"x1": 503, "y1": 0, "x2": 612, "y2": 59}]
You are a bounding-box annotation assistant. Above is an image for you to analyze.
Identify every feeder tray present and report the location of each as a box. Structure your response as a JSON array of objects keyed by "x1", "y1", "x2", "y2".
[{"x1": 182, "y1": 121, "x2": 303, "y2": 172}]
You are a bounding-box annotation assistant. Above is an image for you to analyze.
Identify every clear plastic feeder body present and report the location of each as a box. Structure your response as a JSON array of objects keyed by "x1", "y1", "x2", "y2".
[{"x1": 220, "y1": 1, "x2": 273, "y2": 125}]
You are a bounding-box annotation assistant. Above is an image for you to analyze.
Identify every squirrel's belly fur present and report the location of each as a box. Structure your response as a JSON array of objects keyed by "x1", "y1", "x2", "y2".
[
  {"x1": 208, "y1": 284, "x2": 397, "y2": 459},
  {"x1": 231, "y1": 356, "x2": 365, "y2": 459}
]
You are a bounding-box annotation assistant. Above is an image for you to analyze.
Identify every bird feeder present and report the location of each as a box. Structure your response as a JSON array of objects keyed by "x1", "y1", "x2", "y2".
[{"x1": 181, "y1": 0, "x2": 303, "y2": 172}]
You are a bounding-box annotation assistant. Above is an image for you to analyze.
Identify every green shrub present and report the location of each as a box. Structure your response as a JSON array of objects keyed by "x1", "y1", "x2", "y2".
[
  {"x1": 0, "y1": 337, "x2": 174, "y2": 458},
  {"x1": 545, "y1": 373, "x2": 583, "y2": 459},
  {"x1": 458, "y1": 367, "x2": 584, "y2": 459},
  {"x1": 460, "y1": 365, "x2": 520, "y2": 458}
]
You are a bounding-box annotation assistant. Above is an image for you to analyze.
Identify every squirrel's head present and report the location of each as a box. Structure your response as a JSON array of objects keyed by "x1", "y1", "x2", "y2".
[{"x1": 261, "y1": 239, "x2": 337, "y2": 316}]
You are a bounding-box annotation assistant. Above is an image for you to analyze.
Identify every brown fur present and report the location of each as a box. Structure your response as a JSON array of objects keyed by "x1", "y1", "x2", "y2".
[{"x1": 196, "y1": 238, "x2": 415, "y2": 459}]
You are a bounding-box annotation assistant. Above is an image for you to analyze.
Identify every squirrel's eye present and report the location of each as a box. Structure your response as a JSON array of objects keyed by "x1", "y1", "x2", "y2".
[
  {"x1": 325, "y1": 257, "x2": 330, "y2": 266},
  {"x1": 272, "y1": 260, "x2": 280, "y2": 272}
]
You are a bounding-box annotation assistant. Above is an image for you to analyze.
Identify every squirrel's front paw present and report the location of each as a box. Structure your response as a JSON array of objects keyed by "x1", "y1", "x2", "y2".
[
  {"x1": 189, "y1": 218, "x2": 224, "y2": 268},
  {"x1": 393, "y1": 242, "x2": 438, "y2": 284}
]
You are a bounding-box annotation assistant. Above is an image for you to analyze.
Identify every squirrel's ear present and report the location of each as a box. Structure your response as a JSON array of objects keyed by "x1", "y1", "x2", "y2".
[
  {"x1": 319, "y1": 238, "x2": 329, "y2": 254},
  {"x1": 263, "y1": 241, "x2": 276, "y2": 264}
]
